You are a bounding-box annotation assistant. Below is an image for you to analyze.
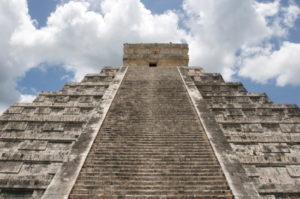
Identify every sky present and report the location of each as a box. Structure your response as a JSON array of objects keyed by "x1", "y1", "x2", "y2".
[{"x1": 0, "y1": 0, "x2": 300, "y2": 113}]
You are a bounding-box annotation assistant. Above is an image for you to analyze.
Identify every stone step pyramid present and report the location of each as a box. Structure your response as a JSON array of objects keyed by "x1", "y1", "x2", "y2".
[
  {"x1": 69, "y1": 66, "x2": 233, "y2": 198},
  {"x1": 0, "y1": 43, "x2": 299, "y2": 199}
]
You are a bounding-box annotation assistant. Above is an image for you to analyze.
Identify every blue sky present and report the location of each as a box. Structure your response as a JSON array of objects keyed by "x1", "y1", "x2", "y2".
[{"x1": 0, "y1": 0, "x2": 299, "y2": 113}]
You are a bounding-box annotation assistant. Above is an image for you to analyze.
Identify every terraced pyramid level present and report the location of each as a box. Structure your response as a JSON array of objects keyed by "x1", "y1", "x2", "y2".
[{"x1": 0, "y1": 43, "x2": 299, "y2": 199}]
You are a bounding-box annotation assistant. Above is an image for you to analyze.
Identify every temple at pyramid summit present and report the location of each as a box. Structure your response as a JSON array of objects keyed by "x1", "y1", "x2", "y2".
[{"x1": 0, "y1": 43, "x2": 300, "y2": 199}]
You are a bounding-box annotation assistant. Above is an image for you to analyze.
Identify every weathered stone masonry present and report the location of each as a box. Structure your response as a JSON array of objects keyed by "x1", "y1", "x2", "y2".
[
  {"x1": 0, "y1": 67, "x2": 126, "y2": 198},
  {"x1": 69, "y1": 66, "x2": 233, "y2": 198},
  {"x1": 0, "y1": 43, "x2": 299, "y2": 199},
  {"x1": 180, "y1": 66, "x2": 300, "y2": 199}
]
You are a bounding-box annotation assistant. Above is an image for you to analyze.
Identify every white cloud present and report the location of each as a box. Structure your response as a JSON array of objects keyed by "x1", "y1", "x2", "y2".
[
  {"x1": 237, "y1": 0, "x2": 300, "y2": 85},
  {"x1": 254, "y1": 0, "x2": 280, "y2": 17},
  {"x1": 0, "y1": 0, "x2": 299, "y2": 113},
  {"x1": 282, "y1": 1, "x2": 300, "y2": 27},
  {"x1": 20, "y1": 94, "x2": 36, "y2": 103},
  {"x1": 182, "y1": 0, "x2": 272, "y2": 80},
  {"x1": 11, "y1": 0, "x2": 186, "y2": 80},
  {"x1": 239, "y1": 42, "x2": 300, "y2": 86},
  {"x1": 0, "y1": 0, "x2": 36, "y2": 114},
  {"x1": 183, "y1": 0, "x2": 300, "y2": 82},
  {"x1": 0, "y1": 0, "x2": 185, "y2": 113},
  {"x1": 253, "y1": 0, "x2": 300, "y2": 37}
]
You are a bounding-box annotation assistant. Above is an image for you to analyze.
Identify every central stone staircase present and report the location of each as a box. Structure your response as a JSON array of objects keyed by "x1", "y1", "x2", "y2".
[{"x1": 69, "y1": 66, "x2": 233, "y2": 198}]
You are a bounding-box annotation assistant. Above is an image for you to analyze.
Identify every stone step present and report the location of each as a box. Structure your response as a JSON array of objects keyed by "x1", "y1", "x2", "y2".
[
  {"x1": 93, "y1": 145, "x2": 212, "y2": 149},
  {"x1": 85, "y1": 156, "x2": 217, "y2": 160},
  {"x1": 78, "y1": 172, "x2": 225, "y2": 178},
  {"x1": 92, "y1": 141, "x2": 211, "y2": 145},
  {"x1": 79, "y1": 172, "x2": 224, "y2": 177},
  {"x1": 79, "y1": 168, "x2": 223, "y2": 173},
  {"x1": 84, "y1": 161, "x2": 219, "y2": 166},
  {"x1": 69, "y1": 194, "x2": 234, "y2": 199},
  {"x1": 96, "y1": 140, "x2": 209, "y2": 143},
  {"x1": 87, "y1": 154, "x2": 216, "y2": 158},
  {"x1": 72, "y1": 184, "x2": 230, "y2": 192},
  {"x1": 74, "y1": 180, "x2": 229, "y2": 186},
  {"x1": 81, "y1": 165, "x2": 222, "y2": 170},
  {"x1": 93, "y1": 135, "x2": 210, "y2": 139},
  {"x1": 97, "y1": 136, "x2": 207, "y2": 140},
  {"x1": 70, "y1": 189, "x2": 232, "y2": 196},
  {"x1": 82, "y1": 161, "x2": 219, "y2": 167},
  {"x1": 86, "y1": 158, "x2": 217, "y2": 162},
  {"x1": 92, "y1": 149, "x2": 213, "y2": 152},
  {"x1": 76, "y1": 176, "x2": 227, "y2": 182}
]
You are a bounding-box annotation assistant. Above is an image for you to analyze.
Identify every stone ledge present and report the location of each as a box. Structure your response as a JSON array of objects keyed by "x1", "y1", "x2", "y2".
[{"x1": 258, "y1": 184, "x2": 300, "y2": 194}]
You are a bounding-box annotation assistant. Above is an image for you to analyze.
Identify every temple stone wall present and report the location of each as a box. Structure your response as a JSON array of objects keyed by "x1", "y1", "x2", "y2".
[
  {"x1": 0, "y1": 67, "x2": 123, "y2": 198},
  {"x1": 182, "y1": 67, "x2": 300, "y2": 199},
  {"x1": 123, "y1": 43, "x2": 189, "y2": 67}
]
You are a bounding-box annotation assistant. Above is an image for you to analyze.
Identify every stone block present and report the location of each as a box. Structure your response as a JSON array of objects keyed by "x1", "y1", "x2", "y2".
[
  {"x1": 287, "y1": 165, "x2": 300, "y2": 177},
  {"x1": 222, "y1": 123, "x2": 242, "y2": 132},
  {"x1": 0, "y1": 151, "x2": 68, "y2": 162},
  {"x1": 0, "y1": 174, "x2": 52, "y2": 189},
  {"x1": 0, "y1": 161, "x2": 23, "y2": 173},
  {"x1": 6, "y1": 107, "x2": 24, "y2": 114},
  {"x1": 79, "y1": 96, "x2": 92, "y2": 103},
  {"x1": 261, "y1": 143, "x2": 290, "y2": 153},
  {"x1": 22, "y1": 107, "x2": 36, "y2": 115},
  {"x1": 0, "y1": 122, "x2": 7, "y2": 131},
  {"x1": 242, "y1": 124, "x2": 263, "y2": 132},
  {"x1": 261, "y1": 123, "x2": 281, "y2": 132},
  {"x1": 43, "y1": 123, "x2": 64, "y2": 132},
  {"x1": 280, "y1": 123, "x2": 300, "y2": 133},
  {"x1": 19, "y1": 140, "x2": 48, "y2": 151},
  {"x1": 35, "y1": 107, "x2": 51, "y2": 115},
  {"x1": 258, "y1": 184, "x2": 300, "y2": 194},
  {"x1": 4, "y1": 122, "x2": 27, "y2": 131},
  {"x1": 55, "y1": 96, "x2": 69, "y2": 103},
  {"x1": 244, "y1": 165, "x2": 259, "y2": 177},
  {"x1": 64, "y1": 108, "x2": 80, "y2": 115}
]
